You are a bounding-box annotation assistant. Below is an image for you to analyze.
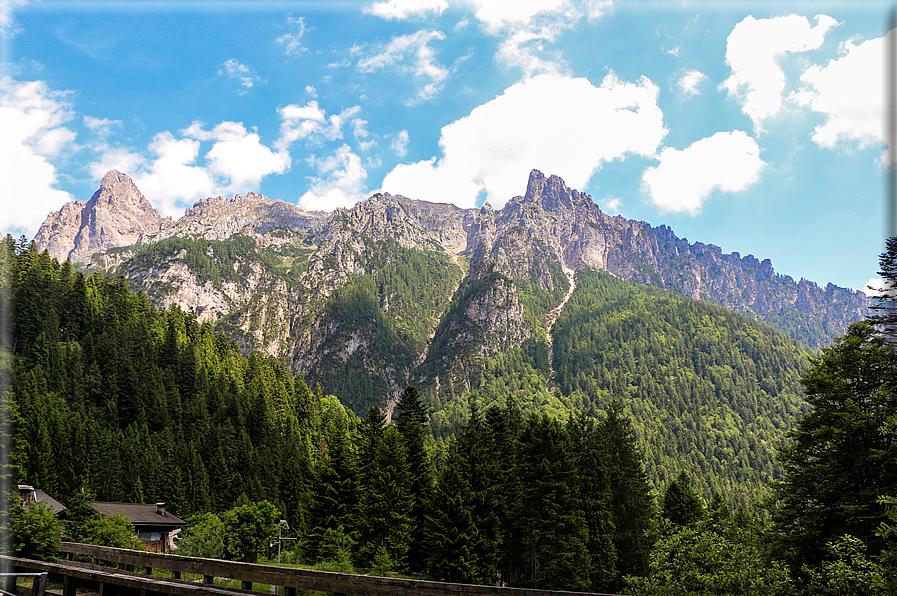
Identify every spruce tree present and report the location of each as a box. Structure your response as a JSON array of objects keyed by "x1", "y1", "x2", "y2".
[
  {"x1": 568, "y1": 411, "x2": 617, "y2": 591},
  {"x1": 393, "y1": 386, "x2": 432, "y2": 571},
  {"x1": 425, "y1": 439, "x2": 479, "y2": 582},
  {"x1": 484, "y1": 399, "x2": 521, "y2": 586},
  {"x1": 303, "y1": 404, "x2": 359, "y2": 562},
  {"x1": 662, "y1": 470, "x2": 704, "y2": 526},
  {"x1": 456, "y1": 399, "x2": 500, "y2": 584},
  {"x1": 356, "y1": 425, "x2": 414, "y2": 569},
  {"x1": 772, "y1": 321, "x2": 897, "y2": 572},
  {"x1": 601, "y1": 402, "x2": 655, "y2": 588},
  {"x1": 515, "y1": 413, "x2": 590, "y2": 591}
]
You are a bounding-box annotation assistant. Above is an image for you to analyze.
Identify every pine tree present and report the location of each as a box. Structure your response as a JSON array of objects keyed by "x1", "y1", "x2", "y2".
[
  {"x1": 601, "y1": 402, "x2": 656, "y2": 588},
  {"x1": 662, "y1": 470, "x2": 704, "y2": 526},
  {"x1": 425, "y1": 439, "x2": 480, "y2": 582},
  {"x1": 356, "y1": 425, "x2": 414, "y2": 569},
  {"x1": 303, "y1": 402, "x2": 359, "y2": 562},
  {"x1": 393, "y1": 386, "x2": 432, "y2": 571},
  {"x1": 568, "y1": 411, "x2": 617, "y2": 591},
  {"x1": 514, "y1": 413, "x2": 590, "y2": 591},
  {"x1": 456, "y1": 399, "x2": 500, "y2": 584},
  {"x1": 772, "y1": 321, "x2": 897, "y2": 572},
  {"x1": 484, "y1": 399, "x2": 520, "y2": 586}
]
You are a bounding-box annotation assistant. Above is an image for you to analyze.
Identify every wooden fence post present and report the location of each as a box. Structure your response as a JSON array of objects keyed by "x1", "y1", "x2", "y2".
[
  {"x1": 62, "y1": 575, "x2": 77, "y2": 596},
  {"x1": 32, "y1": 572, "x2": 47, "y2": 595},
  {"x1": 3, "y1": 569, "x2": 16, "y2": 594}
]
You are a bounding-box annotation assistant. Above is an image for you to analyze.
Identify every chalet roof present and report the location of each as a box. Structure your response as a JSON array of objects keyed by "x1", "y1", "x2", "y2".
[
  {"x1": 23, "y1": 488, "x2": 66, "y2": 514},
  {"x1": 92, "y1": 502, "x2": 187, "y2": 528}
]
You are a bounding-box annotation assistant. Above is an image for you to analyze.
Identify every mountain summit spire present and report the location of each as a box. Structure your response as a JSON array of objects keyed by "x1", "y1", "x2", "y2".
[
  {"x1": 34, "y1": 170, "x2": 166, "y2": 263},
  {"x1": 524, "y1": 169, "x2": 583, "y2": 212}
]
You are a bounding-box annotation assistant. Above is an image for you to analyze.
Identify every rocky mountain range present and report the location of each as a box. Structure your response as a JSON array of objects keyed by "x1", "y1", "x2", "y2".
[{"x1": 34, "y1": 169, "x2": 869, "y2": 407}]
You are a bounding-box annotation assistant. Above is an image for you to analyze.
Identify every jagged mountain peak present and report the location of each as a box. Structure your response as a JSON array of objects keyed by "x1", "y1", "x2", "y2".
[
  {"x1": 519, "y1": 168, "x2": 598, "y2": 215},
  {"x1": 35, "y1": 170, "x2": 165, "y2": 263},
  {"x1": 87, "y1": 170, "x2": 159, "y2": 219},
  {"x1": 32, "y1": 168, "x2": 870, "y2": 360},
  {"x1": 94, "y1": 169, "x2": 141, "y2": 198}
]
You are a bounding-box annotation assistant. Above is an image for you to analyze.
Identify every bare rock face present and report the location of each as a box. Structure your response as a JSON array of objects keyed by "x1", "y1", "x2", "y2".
[
  {"x1": 174, "y1": 193, "x2": 325, "y2": 245},
  {"x1": 32, "y1": 166, "x2": 872, "y2": 402},
  {"x1": 34, "y1": 170, "x2": 170, "y2": 263}
]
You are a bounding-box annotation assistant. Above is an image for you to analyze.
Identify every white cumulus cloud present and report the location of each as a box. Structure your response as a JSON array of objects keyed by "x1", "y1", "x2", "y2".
[
  {"x1": 392, "y1": 130, "x2": 409, "y2": 157},
  {"x1": 92, "y1": 120, "x2": 290, "y2": 218},
  {"x1": 355, "y1": 29, "x2": 449, "y2": 104},
  {"x1": 277, "y1": 15, "x2": 309, "y2": 57},
  {"x1": 276, "y1": 101, "x2": 361, "y2": 149},
  {"x1": 793, "y1": 30, "x2": 889, "y2": 156},
  {"x1": 184, "y1": 121, "x2": 290, "y2": 193},
  {"x1": 0, "y1": 76, "x2": 77, "y2": 237},
  {"x1": 677, "y1": 69, "x2": 707, "y2": 98},
  {"x1": 299, "y1": 145, "x2": 368, "y2": 211},
  {"x1": 381, "y1": 72, "x2": 667, "y2": 208},
  {"x1": 641, "y1": 130, "x2": 765, "y2": 215},
  {"x1": 219, "y1": 59, "x2": 264, "y2": 95},
  {"x1": 364, "y1": 0, "x2": 447, "y2": 20},
  {"x1": 721, "y1": 14, "x2": 838, "y2": 131},
  {"x1": 88, "y1": 146, "x2": 143, "y2": 182},
  {"x1": 128, "y1": 133, "x2": 215, "y2": 217}
]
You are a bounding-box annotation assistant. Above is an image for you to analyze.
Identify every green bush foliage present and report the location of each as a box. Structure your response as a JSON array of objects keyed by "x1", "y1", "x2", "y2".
[{"x1": 12, "y1": 500, "x2": 61, "y2": 561}]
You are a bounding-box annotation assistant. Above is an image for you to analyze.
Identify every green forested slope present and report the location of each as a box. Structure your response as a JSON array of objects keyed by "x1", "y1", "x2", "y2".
[
  {"x1": 551, "y1": 269, "x2": 811, "y2": 502},
  {"x1": 5, "y1": 236, "x2": 660, "y2": 591},
  {"x1": 6, "y1": 236, "x2": 324, "y2": 528},
  {"x1": 304, "y1": 239, "x2": 462, "y2": 412}
]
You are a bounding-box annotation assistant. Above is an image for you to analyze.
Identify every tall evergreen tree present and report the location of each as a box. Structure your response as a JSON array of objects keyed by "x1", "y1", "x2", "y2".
[
  {"x1": 662, "y1": 470, "x2": 704, "y2": 526},
  {"x1": 303, "y1": 402, "x2": 359, "y2": 562},
  {"x1": 514, "y1": 413, "x2": 590, "y2": 591},
  {"x1": 515, "y1": 414, "x2": 591, "y2": 590},
  {"x1": 356, "y1": 425, "x2": 414, "y2": 570},
  {"x1": 601, "y1": 402, "x2": 656, "y2": 588},
  {"x1": 484, "y1": 398, "x2": 521, "y2": 586},
  {"x1": 456, "y1": 400, "x2": 500, "y2": 584},
  {"x1": 393, "y1": 386, "x2": 432, "y2": 571},
  {"x1": 772, "y1": 321, "x2": 897, "y2": 572},
  {"x1": 568, "y1": 411, "x2": 617, "y2": 591},
  {"x1": 426, "y1": 439, "x2": 480, "y2": 582}
]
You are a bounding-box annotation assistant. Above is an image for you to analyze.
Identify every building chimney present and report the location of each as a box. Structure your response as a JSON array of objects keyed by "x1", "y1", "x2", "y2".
[{"x1": 156, "y1": 502, "x2": 167, "y2": 517}]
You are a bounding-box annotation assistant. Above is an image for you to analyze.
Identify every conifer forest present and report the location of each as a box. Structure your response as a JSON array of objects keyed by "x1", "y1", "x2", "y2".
[{"x1": 4, "y1": 232, "x2": 897, "y2": 595}]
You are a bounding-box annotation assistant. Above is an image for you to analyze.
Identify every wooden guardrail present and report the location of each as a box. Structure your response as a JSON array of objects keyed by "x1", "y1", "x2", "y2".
[
  {"x1": 42, "y1": 542, "x2": 623, "y2": 596},
  {"x1": 0, "y1": 556, "x2": 246, "y2": 596}
]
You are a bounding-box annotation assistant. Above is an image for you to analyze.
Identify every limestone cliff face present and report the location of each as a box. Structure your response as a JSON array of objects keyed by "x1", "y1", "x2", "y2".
[
  {"x1": 33, "y1": 168, "x2": 870, "y2": 407},
  {"x1": 170, "y1": 193, "x2": 327, "y2": 245},
  {"x1": 34, "y1": 170, "x2": 171, "y2": 263},
  {"x1": 468, "y1": 170, "x2": 868, "y2": 348}
]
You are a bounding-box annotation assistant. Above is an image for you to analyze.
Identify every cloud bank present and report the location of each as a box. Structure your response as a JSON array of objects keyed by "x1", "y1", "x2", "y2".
[
  {"x1": 0, "y1": 77, "x2": 76, "y2": 236},
  {"x1": 381, "y1": 72, "x2": 666, "y2": 207},
  {"x1": 641, "y1": 130, "x2": 764, "y2": 215},
  {"x1": 721, "y1": 14, "x2": 837, "y2": 131}
]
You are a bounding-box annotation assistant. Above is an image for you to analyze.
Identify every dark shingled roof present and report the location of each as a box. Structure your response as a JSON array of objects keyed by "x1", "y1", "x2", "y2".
[
  {"x1": 92, "y1": 502, "x2": 187, "y2": 528},
  {"x1": 25, "y1": 489, "x2": 66, "y2": 514}
]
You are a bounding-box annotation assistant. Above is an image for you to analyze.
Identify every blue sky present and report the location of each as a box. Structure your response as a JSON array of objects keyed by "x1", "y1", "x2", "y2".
[{"x1": 0, "y1": 0, "x2": 892, "y2": 294}]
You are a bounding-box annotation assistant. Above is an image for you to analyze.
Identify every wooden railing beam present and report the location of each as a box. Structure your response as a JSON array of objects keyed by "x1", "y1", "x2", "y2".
[{"x1": 46, "y1": 543, "x2": 623, "y2": 596}]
